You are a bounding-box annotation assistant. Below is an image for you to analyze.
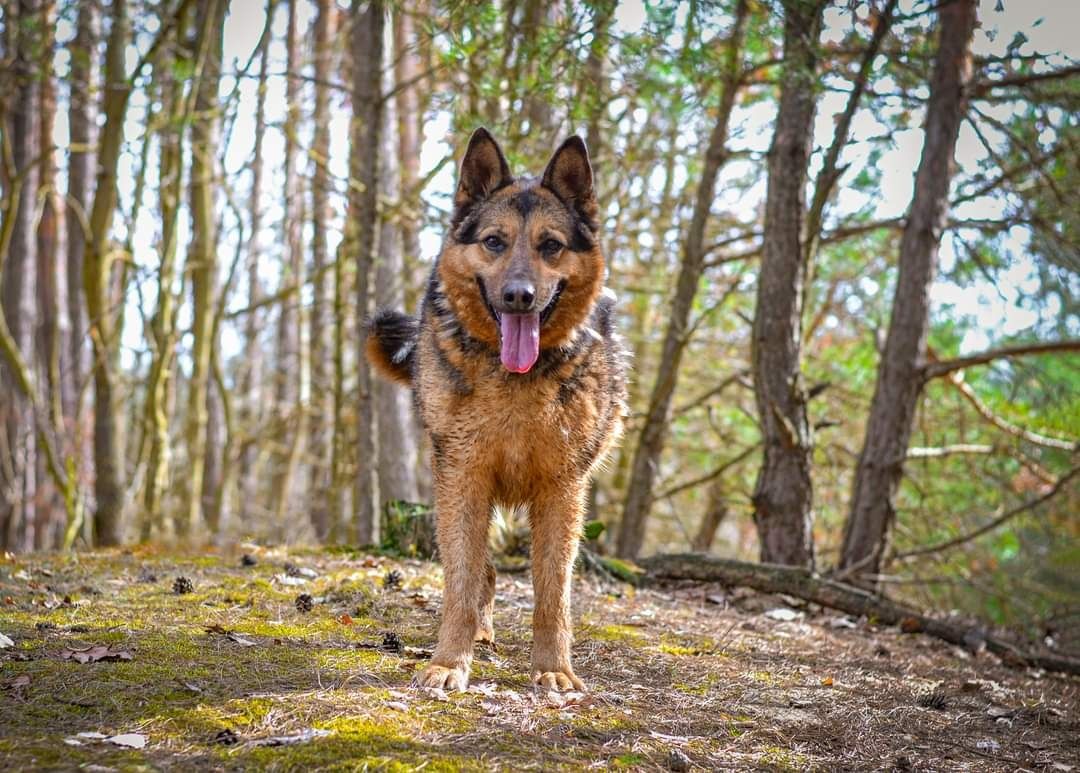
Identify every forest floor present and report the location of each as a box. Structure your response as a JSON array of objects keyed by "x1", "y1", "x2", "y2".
[{"x1": 1, "y1": 547, "x2": 1078, "y2": 772}]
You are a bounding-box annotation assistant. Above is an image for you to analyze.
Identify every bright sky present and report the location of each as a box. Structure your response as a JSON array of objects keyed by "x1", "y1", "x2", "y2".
[{"x1": 47, "y1": 0, "x2": 1079, "y2": 370}]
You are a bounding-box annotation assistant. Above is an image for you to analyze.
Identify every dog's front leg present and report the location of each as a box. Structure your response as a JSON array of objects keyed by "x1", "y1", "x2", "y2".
[
  {"x1": 528, "y1": 485, "x2": 587, "y2": 692},
  {"x1": 415, "y1": 479, "x2": 491, "y2": 692}
]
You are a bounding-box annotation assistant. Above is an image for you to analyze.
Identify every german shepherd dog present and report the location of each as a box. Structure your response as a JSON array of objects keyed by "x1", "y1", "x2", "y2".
[{"x1": 366, "y1": 129, "x2": 627, "y2": 692}]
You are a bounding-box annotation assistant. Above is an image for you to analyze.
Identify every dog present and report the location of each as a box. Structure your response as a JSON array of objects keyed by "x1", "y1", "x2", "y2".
[{"x1": 366, "y1": 128, "x2": 627, "y2": 692}]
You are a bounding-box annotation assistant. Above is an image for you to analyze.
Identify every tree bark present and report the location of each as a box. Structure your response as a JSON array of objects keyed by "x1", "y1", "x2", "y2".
[
  {"x1": 1, "y1": 0, "x2": 40, "y2": 551},
  {"x1": 750, "y1": 0, "x2": 825, "y2": 568},
  {"x1": 269, "y1": 0, "x2": 305, "y2": 537},
  {"x1": 142, "y1": 26, "x2": 196, "y2": 541},
  {"x1": 393, "y1": 4, "x2": 431, "y2": 501},
  {"x1": 840, "y1": 0, "x2": 978, "y2": 580},
  {"x1": 349, "y1": 0, "x2": 385, "y2": 545},
  {"x1": 690, "y1": 480, "x2": 729, "y2": 553},
  {"x1": 180, "y1": 0, "x2": 227, "y2": 540},
  {"x1": 65, "y1": 0, "x2": 98, "y2": 545},
  {"x1": 237, "y1": 0, "x2": 274, "y2": 530},
  {"x1": 616, "y1": 0, "x2": 748, "y2": 560},
  {"x1": 35, "y1": 0, "x2": 65, "y2": 549},
  {"x1": 374, "y1": 59, "x2": 419, "y2": 508},
  {"x1": 307, "y1": 0, "x2": 334, "y2": 540}
]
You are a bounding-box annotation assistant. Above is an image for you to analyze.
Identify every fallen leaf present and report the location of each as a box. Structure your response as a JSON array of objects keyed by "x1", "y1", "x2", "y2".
[
  {"x1": 0, "y1": 632, "x2": 14, "y2": 648},
  {"x1": 821, "y1": 676, "x2": 835, "y2": 687},
  {"x1": 107, "y1": 733, "x2": 147, "y2": 749},
  {"x1": 900, "y1": 617, "x2": 924, "y2": 634},
  {"x1": 61, "y1": 645, "x2": 133, "y2": 664},
  {"x1": 765, "y1": 608, "x2": 802, "y2": 622},
  {"x1": 226, "y1": 632, "x2": 257, "y2": 647},
  {"x1": 386, "y1": 701, "x2": 409, "y2": 712},
  {"x1": 175, "y1": 678, "x2": 202, "y2": 693},
  {"x1": 337, "y1": 614, "x2": 354, "y2": 626},
  {"x1": 254, "y1": 728, "x2": 331, "y2": 747},
  {"x1": 274, "y1": 574, "x2": 307, "y2": 586}
]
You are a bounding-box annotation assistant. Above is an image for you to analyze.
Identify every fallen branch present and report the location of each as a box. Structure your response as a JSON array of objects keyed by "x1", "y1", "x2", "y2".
[{"x1": 641, "y1": 553, "x2": 1080, "y2": 676}]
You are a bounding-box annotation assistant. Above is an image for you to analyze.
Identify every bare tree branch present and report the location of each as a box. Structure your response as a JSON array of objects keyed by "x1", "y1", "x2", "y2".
[
  {"x1": 940, "y1": 373, "x2": 1077, "y2": 451},
  {"x1": 907, "y1": 444, "x2": 994, "y2": 459},
  {"x1": 923, "y1": 339, "x2": 1080, "y2": 381},
  {"x1": 894, "y1": 466, "x2": 1080, "y2": 559},
  {"x1": 972, "y1": 64, "x2": 1080, "y2": 96}
]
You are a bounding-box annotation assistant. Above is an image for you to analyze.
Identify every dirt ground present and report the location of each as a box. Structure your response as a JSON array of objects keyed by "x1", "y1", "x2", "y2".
[{"x1": 1, "y1": 547, "x2": 1077, "y2": 771}]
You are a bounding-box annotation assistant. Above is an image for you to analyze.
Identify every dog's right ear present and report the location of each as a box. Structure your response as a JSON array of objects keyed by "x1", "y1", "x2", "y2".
[{"x1": 454, "y1": 128, "x2": 513, "y2": 213}]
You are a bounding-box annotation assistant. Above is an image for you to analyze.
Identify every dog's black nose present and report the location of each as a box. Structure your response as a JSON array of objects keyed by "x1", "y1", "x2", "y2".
[{"x1": 502, "y1": 281, "x2": 535, "y2": 312}]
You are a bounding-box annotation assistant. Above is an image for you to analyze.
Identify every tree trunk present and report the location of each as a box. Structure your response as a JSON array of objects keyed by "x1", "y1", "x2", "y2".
[
  {"x1": 82, "y1": 0, "x2": 141, "y2": 546},
  {"x1": 616, "y1": 0, "x2": 748, "y2": 560},
  {"x1": 142, "y1": 32, "x2": 193, "y2": 541},
  {"x1": 269, "y1": 0, "x2": 305, "y2": 537},
  {"x1": 1, "y1": 0, "x2": 40, "y2": 552},
  {"x1": 307, "y1": 0, "x2": 334, "y2": 540},
  {"x1": 35, "y1": 0, "x2": 65, "y2": 549},
  {"x1": 690, "y1": 480, "x2": 728, "y2": 553},
  {"x1": 66, "y1": 0, "x2": 97, "y2": 544},
  {"x1": 181, "y1": 0, "x2": 227, "y2": 540},
  {"x1": 839, "y1": 0, "x2": 978, "y2": 580},
  {"x1": 393, "y1": 3, "x2": 431, "y2": 501},
  {"x1": 749, "y1": 0, "x2": 825, "y2": 569},
  {"x1": 237, "y1": 0, "x2": 273, "y2": 530},
  {"x1": 374, "y1": 62, "x2": 419, "y2": 508},
  {"x1": 349, "y1": 0, "x2": 385, "y2": 545}
]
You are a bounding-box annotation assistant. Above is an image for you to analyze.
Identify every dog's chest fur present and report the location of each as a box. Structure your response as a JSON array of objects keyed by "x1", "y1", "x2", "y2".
[{"x1": 414, "y1": 292, "x2": 626, "y2": 506}]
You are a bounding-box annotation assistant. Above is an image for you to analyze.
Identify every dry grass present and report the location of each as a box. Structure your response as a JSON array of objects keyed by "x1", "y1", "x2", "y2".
[{"x1": 1, "y1": 547, "x2": 1077, "y2": 771}]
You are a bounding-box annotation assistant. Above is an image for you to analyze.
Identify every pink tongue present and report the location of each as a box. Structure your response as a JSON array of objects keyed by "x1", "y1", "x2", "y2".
[{"x1": 499, "y1": 313, "x2": 540, "y2": 373}]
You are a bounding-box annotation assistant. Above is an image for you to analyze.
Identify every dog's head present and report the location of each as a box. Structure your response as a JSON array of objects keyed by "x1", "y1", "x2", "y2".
[{"x1": 436, "y1": 128, "x2": 604, "y2": 374}]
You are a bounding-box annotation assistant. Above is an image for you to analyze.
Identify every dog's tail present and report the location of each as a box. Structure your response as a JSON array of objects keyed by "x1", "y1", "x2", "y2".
[{"x1": 364, "y1": 310, "x2": 418, "y2": 386}]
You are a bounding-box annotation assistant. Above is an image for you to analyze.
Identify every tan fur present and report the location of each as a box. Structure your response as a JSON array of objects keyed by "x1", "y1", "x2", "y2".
[{"x1": 368, "y1": 130, "x2": 626, "y2": 692}]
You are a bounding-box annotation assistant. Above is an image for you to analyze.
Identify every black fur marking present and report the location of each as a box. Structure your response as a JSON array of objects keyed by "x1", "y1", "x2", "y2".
[
  {"x1": 511, "y1": 189, "x2": 540, "y2": 219},
  {"x1": 568, "y1": 220, "x2": 597, "y2": 252},
  {"x1": 451, "y1": 179, "x2": 514, "y2": 234},
  {"x1": 556, "y1": 356, "x2": 592, "y2": 405},
  {"x1": 433, "y1": 337, "x2": 473, "y2": 397},
  {"x1": 366, "y1": 309, "x2": 419, "y2": 381}
]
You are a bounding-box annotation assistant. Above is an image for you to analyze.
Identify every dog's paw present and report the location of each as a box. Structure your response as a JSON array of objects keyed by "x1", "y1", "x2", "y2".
[
  {"x1": 532, "y1": 668, "x2": 585, "y2": 692},
  {"x1": 414, "y1": 663, "x2": 469, "y2": 692}
]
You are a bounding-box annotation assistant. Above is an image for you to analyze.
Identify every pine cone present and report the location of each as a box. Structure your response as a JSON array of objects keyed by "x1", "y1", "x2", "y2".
[{"x1": 382, "y1": 569, "x2": 403, "y2": 591}]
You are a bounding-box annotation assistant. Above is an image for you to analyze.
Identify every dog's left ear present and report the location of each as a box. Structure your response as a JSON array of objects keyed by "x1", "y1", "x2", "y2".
[{"x1": 541, "y1": 136, "x2": 598, "y2": 230}]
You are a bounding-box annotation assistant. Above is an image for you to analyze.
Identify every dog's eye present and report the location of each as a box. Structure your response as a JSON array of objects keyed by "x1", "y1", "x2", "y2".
[
  {"x1": 482, "y1": 235, "x2": 505, "y2": 253},
  {"x1": 539, "y1": 239, "x2": 563, "y2": 256}
]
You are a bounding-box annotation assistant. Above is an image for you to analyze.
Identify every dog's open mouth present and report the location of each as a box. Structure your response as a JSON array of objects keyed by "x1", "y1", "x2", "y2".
[{"x1": 476, "y1": 278, "x2": 565, "y2": 374}]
